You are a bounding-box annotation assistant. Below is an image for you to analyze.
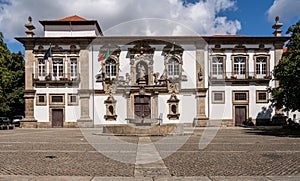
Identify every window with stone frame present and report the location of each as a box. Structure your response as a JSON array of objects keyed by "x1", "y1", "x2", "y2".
[
  {"x1": 232, "y1": 91, "x2": 249, "y2": 104},
  {"x1": 167, "y1": 58, "x2": 180, "y2": 77},
  {"x1": 233, "y1": 57, "x2": 246, "y2": 78},
  {"x1": 36, "y1": 94, "x2": 47, "y2": 106},
  {"x1": 212, "y1": 91, "x2": 225, "y2": 104},
  {"x1": 256, "y1": 90, "x2": 268, "y2": 103},
  {"x1": 68, "y1": 94, "x2": 78, "y2": 105},
  {"x1": 255, "y1": 56, "x2": 269, "y2": 78},
  {"x1": 105, "y1": 58, "x2": 117, "y2": 78},
  {"x1": 52, "y1": 59, "x2": 64, "y2": 78},
  {"x1": 38, "y1": 59, "x2": 46, "y2": 78},
  {"x1": 49, "y1": 94, "x2": 65, "y2": 105},
  {"x1": 211, "y1": 56, "x2": 224, "y2": 79},
  {"x1": 70, "y1": 58, "x2": 77, "y2": 78}
]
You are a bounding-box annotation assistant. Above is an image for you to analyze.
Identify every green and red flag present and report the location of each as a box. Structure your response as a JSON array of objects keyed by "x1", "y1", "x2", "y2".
[{"x1": 98, "y1": 49, "x2": 109, "y2": 61}]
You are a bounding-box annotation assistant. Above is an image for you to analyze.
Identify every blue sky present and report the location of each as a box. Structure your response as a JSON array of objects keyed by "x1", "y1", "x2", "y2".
[{"x1": 1, "y1": 0, "x2": 299, "y2": 54}]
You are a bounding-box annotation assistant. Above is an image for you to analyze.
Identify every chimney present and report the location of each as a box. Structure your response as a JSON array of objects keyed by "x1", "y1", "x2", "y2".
[
  {"x1": 272, "y1": 16, "x2": 283, "y2": 37},
  {"x1": 25, "y1": 16, "x2": 36, "y2": 37}
]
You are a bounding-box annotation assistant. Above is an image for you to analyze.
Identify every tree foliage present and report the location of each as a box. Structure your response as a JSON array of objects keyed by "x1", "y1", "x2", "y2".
[
  {"x1": 0, "y1": 32, "x2": 25, "y2": 117},
  {"x1": 271, "y1": 20, "x2": 300, "y2": 112}
]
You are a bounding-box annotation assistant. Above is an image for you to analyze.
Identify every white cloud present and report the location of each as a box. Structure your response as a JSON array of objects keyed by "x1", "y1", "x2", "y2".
[
  {"x1": 267, "y1": 0, "x2": 300, "y2": 23},
  {"x1": 0, "y1": 0, "x2": 241, "y2": 41}
]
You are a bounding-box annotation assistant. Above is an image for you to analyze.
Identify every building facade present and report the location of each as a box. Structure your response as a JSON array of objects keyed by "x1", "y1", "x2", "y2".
[{"x1": 16, "y1": 15, "x2": 289, "y2": 128}]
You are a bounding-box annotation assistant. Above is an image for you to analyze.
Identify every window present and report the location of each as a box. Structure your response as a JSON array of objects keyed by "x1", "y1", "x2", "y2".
[
  {"x1": 212, "y1": 91, "x2": 225, "y2": 104},
  {"x1": 70, "y1": 59, "x2": 77, "y2": 78},
  {"x1": 232, "y1": 91, "x2": 249, "y2": 104},
  {"x1": 256, "y1": 90, "x2": 268, "y2": 103},
  {"x1": 235, "y1": 93, "x2": 247, "y2": 100},
  {"x1": 168, "y1": 58, "x2": 180, "y2": 77},
  {"x1": 49, "y1": 94, "x2": 65, "y2": 105},
  {"x1": 36, "y1": 94, "x2": 47, "y2": 106},
  {"x1": 68, "y1": 94, "x2": 78, "y2": 105},
  {"x1": 255, "y1": 56, "x2": 268, "y2": 78},
  {"x1": 38, "y1": 59, "x2": 45, "y2": 78},
  {"x1": 52, "y1": 59, "x2": 63, "y2": 78},
  {"x1": 233, "y1": 57, "x2": 246, "y2": 78},
  {"x1": 105, "y1": 59, "x2": 116, "y2": 78},
  {"x1": 212, "y1": 57, "x2": 224, "y2": 78}
]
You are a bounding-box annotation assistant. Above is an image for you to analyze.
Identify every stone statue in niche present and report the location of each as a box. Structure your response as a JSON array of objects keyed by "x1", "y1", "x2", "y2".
[
  {"x1": 138, "y1": 63, "x2": 146, "y2": 79},
  {"x1": 153, "y1": 72, "x2": 159, "y2": 85},
  {"x1": 125, "y1": 73, "x2": 131, "y2": 85}
]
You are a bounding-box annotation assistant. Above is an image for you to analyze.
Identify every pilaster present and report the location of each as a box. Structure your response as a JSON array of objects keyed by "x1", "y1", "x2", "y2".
[{"x1": 77, "y1": 49, "x2": 93, "y2": 127}]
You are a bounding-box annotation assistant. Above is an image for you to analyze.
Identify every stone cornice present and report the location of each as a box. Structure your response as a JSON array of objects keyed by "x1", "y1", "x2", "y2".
[{"x1": 16, "y1": 36, "x2": 290, "y2": 48}]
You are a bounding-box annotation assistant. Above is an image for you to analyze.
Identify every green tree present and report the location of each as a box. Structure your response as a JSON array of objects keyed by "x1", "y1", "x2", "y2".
[
  {"x1": 271, "y1": 20, "x2": 300, "y2": 112},
  {"x1": 0, "y1": 32, "x2": 25, "y2": 117}
]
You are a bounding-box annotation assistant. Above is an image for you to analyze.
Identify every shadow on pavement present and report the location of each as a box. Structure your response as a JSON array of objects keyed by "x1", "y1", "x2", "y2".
[{"x1": 244, "y1": 127, "x2": 300, "y2": 138}]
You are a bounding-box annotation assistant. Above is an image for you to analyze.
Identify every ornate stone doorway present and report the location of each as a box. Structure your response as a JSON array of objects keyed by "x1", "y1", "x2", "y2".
[{"x1": 134, "y1": 95, "x2": 151, "y2": 119}]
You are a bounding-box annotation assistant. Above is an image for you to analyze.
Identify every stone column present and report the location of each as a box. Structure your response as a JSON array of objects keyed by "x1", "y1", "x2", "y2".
[
  {"x1": 77, "y1": 49, "x2": 93, "y2": 127},
  {"x1": 22, "y1": 46, "x2": 37, "y2": 128}
]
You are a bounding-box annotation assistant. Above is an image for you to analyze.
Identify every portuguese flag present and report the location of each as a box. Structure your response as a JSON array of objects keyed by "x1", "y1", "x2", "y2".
[{"x1": 98, "y1": 49, "x2": 109, "y2": 61}]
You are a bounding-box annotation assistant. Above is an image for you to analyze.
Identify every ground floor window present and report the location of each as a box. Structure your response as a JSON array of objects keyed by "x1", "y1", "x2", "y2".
[
  {"x1": 256, "y1": 90, "x2": 268, "y2": 103},
  {"x1": 212, "y1": 91, "x2": 225, "y2": 104}
]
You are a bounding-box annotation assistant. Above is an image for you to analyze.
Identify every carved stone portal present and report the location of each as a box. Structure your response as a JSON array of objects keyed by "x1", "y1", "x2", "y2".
[
  {"x1": 167, "y1": 93, "x2": 180, "y2": 120},
  {"x1": 104, "y1": 95, "x2": 117, "y2": 121}
]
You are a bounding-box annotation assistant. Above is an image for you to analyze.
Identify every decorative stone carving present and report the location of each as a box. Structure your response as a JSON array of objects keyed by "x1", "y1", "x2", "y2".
[
  {"x1": 198, "y1": 67, "x2": 203, "y2": 81},
  {"x1": 104, "y1": 95, "x2": 117, "y2": 121},
  {"x1": 125, "y1": 73, "x2": 131, "y2": 85},
  {"x1": 167, "y1": 92, "x2": 180, "y2": 120},
  {"x1": 153, "y1": 72, "x2": 159, "y2": 85}
]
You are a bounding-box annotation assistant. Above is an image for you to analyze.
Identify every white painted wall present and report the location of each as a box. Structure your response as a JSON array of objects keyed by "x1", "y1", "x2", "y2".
[
  {"x1": 44, "y1": 25, "x2": 100, "y2": 37},
  {"x1": 181, "y1": 50, "x2": 196, "y2": 89},
  {"x1": 34, "y1": 88, "x2": 80, "y2": 122},
  {"x1": 179, "y1": 94, "x2": 197, "y2": 123}
]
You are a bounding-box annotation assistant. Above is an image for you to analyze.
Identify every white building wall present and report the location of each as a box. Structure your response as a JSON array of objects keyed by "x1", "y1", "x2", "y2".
[
  {"x1": 34, "y1": 88, "x2": 80, "y2": 122},
  {"x1": 44, "y1": 25, "x2": 99, "y2": 37},
  {"x1": 93, "y1": 96, "x2": 106, "y2": 124},
  {"x1": 158, "y1": 95, "x2": 170, "y2": 123},
  {"x1": 181, "y1": 50, "x2": 196, "y2": 89},
  {"x1": 153, "y1": 51, "x2": 165, "y2": 75},
  {"x1": 179, "y1": 94, "x2": 197, "y2": 123}
]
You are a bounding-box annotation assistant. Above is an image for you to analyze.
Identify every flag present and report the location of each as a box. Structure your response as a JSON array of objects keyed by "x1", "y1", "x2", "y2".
[
  {"x1": 98, "y1": 49, "x2": 109, "y2": 61},
  {"x1": 169, "y1": 44, "x2": 175, "y2": 55},
  {"x1": 43, "y1": 46, "x2": 52, "y2": 60}
]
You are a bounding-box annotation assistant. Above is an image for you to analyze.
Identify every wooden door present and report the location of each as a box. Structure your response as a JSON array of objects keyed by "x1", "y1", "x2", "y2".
[
  {"x1": 134, "y1": 95, "x2": 151, "y2": 119},
  {"x1": 52, "y1": 109, "x2": 63, "y2": 128},
  {"x1": 235, "y1": 106, "x2": 246, "y2": 126}
]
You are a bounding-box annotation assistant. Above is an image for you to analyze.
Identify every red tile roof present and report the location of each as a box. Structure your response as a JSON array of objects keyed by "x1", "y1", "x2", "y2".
[{"x1": 58, "y1": 15, "x2": 87, "y2": 21}]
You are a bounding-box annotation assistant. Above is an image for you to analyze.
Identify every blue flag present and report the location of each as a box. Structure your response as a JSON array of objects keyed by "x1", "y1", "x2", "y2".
[{"x1": 44, "y1": 46, "x2": 52, "y2": 60}]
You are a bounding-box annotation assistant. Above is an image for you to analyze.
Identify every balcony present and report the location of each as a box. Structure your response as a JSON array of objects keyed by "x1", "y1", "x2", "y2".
[
  {"x1": 209, "y1": 72, "x2": 271, "y2": 83},
  {"x1": 32, "y1": 73, "x2": 80, "y2": 86}
]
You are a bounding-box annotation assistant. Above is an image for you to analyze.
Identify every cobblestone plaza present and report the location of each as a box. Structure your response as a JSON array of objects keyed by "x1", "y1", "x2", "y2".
[{"x1": 0, "y1": 127, "x2": 299, "y2": 180}]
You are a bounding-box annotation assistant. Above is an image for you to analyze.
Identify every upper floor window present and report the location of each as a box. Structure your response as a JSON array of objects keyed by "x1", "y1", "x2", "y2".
[
  {"x1": 52, "y1": 59, "x2": 63, "y2": 78},
  {"x1": 255, "y1": 57, "x2": 267, "y2": 78},
  {"x1": 70, "y1": 59, "x2": 77, "y2": 78},
  {"x1": 168, "y1": 58, "x2": 179, "y2": 77},
  {"x1": 38, "y1": 59, "x2": 45, "y2": 77},
  {"x1": 233, "y1": 57, "x2": 246, "y2": 78},
  {"x1": 105, "y1": 58, "x2": 116, "y2": 78},
  {"x1": 212, "y1": 57, "x2": 224, "y2": 78}
]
